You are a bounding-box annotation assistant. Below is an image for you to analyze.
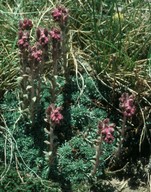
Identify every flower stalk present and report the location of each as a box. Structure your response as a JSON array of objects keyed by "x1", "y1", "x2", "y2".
[
  {"x1": 52, "y1": 5, "x2": 69, "y2": 81},
  {"x1": 17, "y1": 5, "x2": 69, "y2": 165},
  {"x1": 91, "y1": 118, "x2": 115, "y2": 175},
  {"x1": 18, "y1": 19, "x2": 33, "y2": 110},
  {"x1": 43, "y1": 6, "x2": 69, "y2": 165},
  {"x1": 117, "y1": 93, "x2": 136, "y2": 158}
]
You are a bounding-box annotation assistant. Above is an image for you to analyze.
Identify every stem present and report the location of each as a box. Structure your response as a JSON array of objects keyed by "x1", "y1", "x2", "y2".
[
  {"x1": 30, "y1": 62, "x2": 35, "y2": 127},
  {"x1": 20, "y1": 51, "x2": 28, "y2": 109},
  {"x1": 47, "y1": 42, "x2": 59, "y2": 165},
  {"x1": 49, "y1": 125, "x2": 56, "y2": 164},
  {"x1": 62, "y1": 28, "x2": 68, "y2": 81},
  {"x1": 117, "y1": 115, "x2": 127, "y2": 158},
  {"x1": 51, "y1": 45, "x2": 58, "y2": 103},
  {"x1": 91, "y1": 136, "x2": 103, "y2": 175},
  {"x1": 37, "y1": 52, "x2": 44, "y2": 110}
]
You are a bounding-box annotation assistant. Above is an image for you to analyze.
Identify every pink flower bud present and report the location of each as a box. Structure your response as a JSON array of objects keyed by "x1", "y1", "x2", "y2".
[
  {"x1": 119, "y1": 93, "x2": 136, "y2": 117},
  {"x1": 49, "y1": 28, "x2": 61, "y2": 41},
  {"x1": 17, "y1": 31, "x2": 29, "y2": 50},
  {"x1": 98, "y1": 118, "x2": 115, "y2": 143},
  {"x1": 46, "y1": 104, "x2": 63, "y2": 125},
  {"x1": 51, "y1": 6, "x2": 68, "y2": 25},
  {"x1": 19, "y1": 19, "x2": 33, "y2": 30},
  {"x1": 30, "y1": 45, "x2": 42, "y2": 62},
  {"x1": 50, "y1": 107, "x2": 63, "y2": 124},
  {"x1": 36, "y1": 28, "x2": 49, "y2": 47}
]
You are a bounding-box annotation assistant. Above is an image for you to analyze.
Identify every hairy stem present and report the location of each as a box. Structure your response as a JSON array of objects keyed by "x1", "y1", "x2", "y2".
[
  {"x1": 117, "y1": 115, "x2": 127, "y2": 158},
  {"x1": 91, "y1": 136, "x2": 103, "y2": 175}
]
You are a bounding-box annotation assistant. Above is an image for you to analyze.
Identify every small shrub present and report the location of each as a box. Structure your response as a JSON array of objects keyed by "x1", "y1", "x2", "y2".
[{"x1": 57, "y1": 136, "x2": 95, "y2": 184}]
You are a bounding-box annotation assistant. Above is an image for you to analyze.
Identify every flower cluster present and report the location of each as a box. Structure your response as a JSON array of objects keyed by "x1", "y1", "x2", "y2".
[
  {"x1": 46, "y1": 104, "x2": 63, "y2": 125},
  {"x1": 19, "y1": 18, "x2": 33, "y2": 30},
  {"x1": 51, "y1": 6, "x2": 68, "y2": 25},
  {"x1": 49, "y1": 28, "x2": 61, "y2": 41},
  {"x1": 30, "y1": 45, "x2": 42, "y2": 63},
  {"x1": 18, "y1": 19, "x2": 33, "y2": 50},
  {"x1": 18, "y1": 31, "x2": 30, "y2": 50},
  {"x1": 51, "y1": 107, "x2": 63, "y2": 124},
  {"x1": 36, "y1": 28, "x2": 49, "y2": 47},
  {"x1": 98, "y1": 118, "x2": 115, "y2": 143},
  {"x1": 119, "y1": 93, "x2": 136, "y2": 117}
]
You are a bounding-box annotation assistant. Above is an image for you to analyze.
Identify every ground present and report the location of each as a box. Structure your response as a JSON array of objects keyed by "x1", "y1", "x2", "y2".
[{"x1": 110, "y1": 178, "x2": 148, "y2": 192}]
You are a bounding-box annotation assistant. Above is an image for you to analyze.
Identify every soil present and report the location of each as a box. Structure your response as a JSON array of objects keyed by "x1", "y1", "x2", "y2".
[
  {"x1": 102, "y1": 159, "x2": 151, "y2": 192},
  {"x1": 110, "y1": 177, "x2": 148, "y2": 192}
]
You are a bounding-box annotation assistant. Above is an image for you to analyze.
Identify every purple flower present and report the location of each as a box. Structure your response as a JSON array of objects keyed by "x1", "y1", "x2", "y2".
[
  {"x1": 18, "y1": 31, "x2": 29, "y2": 50},
  {"x1": 50, "y1": 107, "x2": 63, "y2": 124},
  {"x1": 51, "y1": 6, "x2": 68, "y2": 25},
  {"x1": 52, "y1": 7, "x2": 62, "y2": 21},
  {"x1": 119, "y1": 93, "x2": 136, "y2": 117},
  {"x1": 19, "y1": 19, "x2": 33, "y2": 30},
  {"x1": 36, "y1": 28, "x2": 49, "y2": 47},
  {"x1": 49, "y1": 28, "x2": 61, "y2": 41},
  {"x1": 98, "y1": 118, "x2": 115, "y2": 143},
  {"x1": 46, "y1": 104, "x2": 63, "y2": 125},
  {"x1": 30, "y1": 45, "x2": 42, "y2": 62}
]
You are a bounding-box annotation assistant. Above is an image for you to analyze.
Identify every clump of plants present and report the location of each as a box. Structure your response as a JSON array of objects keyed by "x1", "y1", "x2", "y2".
[
  {"x1": 0, "y1": 166, "x2": 61, "y2": 192},
  {"x1": 1, "y1": 1, "x2": 151, "y2": 191},
  {"x1": 0, "y1": 5, "x2": 117, "y2": 188}
]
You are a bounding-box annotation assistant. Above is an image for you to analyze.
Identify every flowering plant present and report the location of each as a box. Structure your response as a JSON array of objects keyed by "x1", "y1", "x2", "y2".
[
  {"x1": 115, "y1": 93, "x2": 136, "y2": 159},
  {"x1": 51, "y1": 6, "x2": 68, "y2": 26},
  {"x1": 119, "y1": 93, "x2": 136, "y2": 117},
  {"x1": 46, "y1": 104, "x2": 63, "y2": 125},
  {"x1": 98, "y1": 118, "x2": 115, "y2": 143},
  {"x1": 19, "y1": 18, "x2": 33, "y2": 30},
  {"x1": 36, "y1": 28, "x2": 49, "y2": 47}
]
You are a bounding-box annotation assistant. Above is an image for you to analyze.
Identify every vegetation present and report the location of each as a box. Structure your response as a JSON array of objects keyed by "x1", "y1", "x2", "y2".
[{"x1": 0, "y1": 0, "x2": 151, "y2": 191}]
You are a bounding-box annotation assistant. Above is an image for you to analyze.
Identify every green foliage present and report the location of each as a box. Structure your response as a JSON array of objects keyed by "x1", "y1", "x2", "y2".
[
  {"x1": 0, "y1": 91, "x2": 46, "y2": 177},
  {"x1": 70, "y1": 105, "x2": 89, "y2": 130},
  {"x1": 56, "y1": 72, "x2": 115, "y2": 183},
  {"x1": 54, "y1": 73, "x2": 107, "y2": 142},
  {"x1": 57, "y1": 136, "x2": 95, "y2": 184},
  {"x1": 0, "y1": 2, "x2": 20, "y2": 93},
  {"x1": 0, "y1": 72, "x2": 110, "y2": 187},
  {"x1": 68, "y1": 0, "x2": 150, "y2": 72},
  {"x1": 72, "y1": 181, "x2": 91, "y2": 192},
  {"x1": 0, "y1": 166, "x2": 61, "y2": 192}
]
